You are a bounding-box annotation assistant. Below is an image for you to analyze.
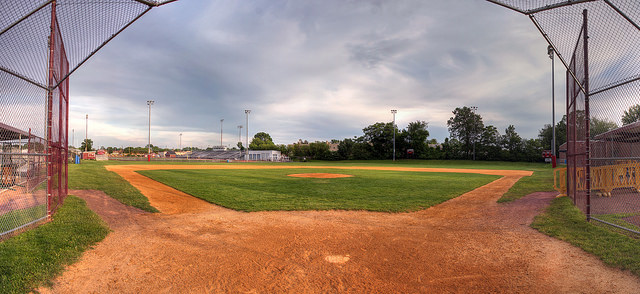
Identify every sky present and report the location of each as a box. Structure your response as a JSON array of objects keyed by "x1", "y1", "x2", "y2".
[{"x1": 68, "y1": 0, "x2": 566, "y2": 149}]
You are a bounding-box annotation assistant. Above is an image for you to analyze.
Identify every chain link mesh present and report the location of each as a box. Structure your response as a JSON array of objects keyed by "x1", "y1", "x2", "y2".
[
  {"x1": 491, "y1": 0, "x2": 640, "y2": 234},
  {"x1": 1, "y1": 0, "x2": 171, "y2": 238}
]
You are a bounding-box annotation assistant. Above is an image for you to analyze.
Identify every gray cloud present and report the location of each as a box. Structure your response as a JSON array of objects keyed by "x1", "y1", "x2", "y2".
[{"x1": 69, "y1": 0, "x2": 562, "y2": 149}]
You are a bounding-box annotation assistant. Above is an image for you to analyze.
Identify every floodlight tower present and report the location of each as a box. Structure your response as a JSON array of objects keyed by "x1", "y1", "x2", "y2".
[
  {"x1": 237, "y1": 125, "x2": 243, "y2": 145},
  {"x1": 245, "y1": 110, "x2": 251, "y2": 158},
  {"x1": 548, "y1": 45, "x2": 556, "y2": 159},
  {"x1": 220, "y1": 119, "x2": 224, "y2": 147},
  {"x1": 470, "y1": 106, "x2": 478, "y2": 161},
  {"x1": 179, "y1": 133, "x2": 182, "y2": 150},
  {"x1": 391, "y1": 109, "x2": 397, "y2": 161},
  {"x1": 147, "y1": 100, "x2": 154, "y2": 159}
]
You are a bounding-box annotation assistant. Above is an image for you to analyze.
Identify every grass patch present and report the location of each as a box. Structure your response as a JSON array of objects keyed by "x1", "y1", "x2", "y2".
[
  {"x1": 138, "y1": 168, "x2": 499, "y2": 212},
  {"x1": 69, "y1": 161, "x2": 158, "y2": 212},
  {"x1": 592, "y1": 213, "x2": 640, "y2": 234},
  {"x1": 0, "y1": 196, "x2": 110, "y2": 293},
  {"x1": 531, "y1": 196, "x2": 640, "y2": 277},
  {"x1": 0, "y1": 205, "x2": 47, "y2": 234}
]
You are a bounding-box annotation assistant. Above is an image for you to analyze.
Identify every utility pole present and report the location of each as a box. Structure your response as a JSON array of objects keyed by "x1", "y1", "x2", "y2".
[
  {"x1": 147, "y1": 100, "x2": 154, "y2": 160},
  {"x1": 179, "y1": 133, "x2": 182, "y2": 150},
  {"x1": 237, "y1": 125, "x2": 243, "y2": 146},
  {"x1": 391, "y1": 109, "x2": 397, "y2": 161}
]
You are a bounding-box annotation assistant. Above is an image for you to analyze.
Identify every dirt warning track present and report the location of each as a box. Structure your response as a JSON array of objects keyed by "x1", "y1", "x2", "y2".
[{"x1": 40, "y1": 165, "x2": 640, "y2": 293}]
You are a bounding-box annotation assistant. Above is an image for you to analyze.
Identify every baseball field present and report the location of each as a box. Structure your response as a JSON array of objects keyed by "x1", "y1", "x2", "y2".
[{"x1": 3, "y1": 160, "x2": 640, "y2": 293}]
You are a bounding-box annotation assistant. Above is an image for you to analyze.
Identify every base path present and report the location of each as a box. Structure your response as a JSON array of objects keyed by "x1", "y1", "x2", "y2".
[{"x1": 41, "y1": 165, "x2": 640, "y2": 293}]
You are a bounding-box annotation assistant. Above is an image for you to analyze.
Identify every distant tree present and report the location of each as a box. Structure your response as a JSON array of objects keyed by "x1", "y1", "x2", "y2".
[
  {"x1": 478, "y1": 125, "x2": 501, "y2": 160},
  {"x1": 362, "y1": 122, "x2": 394, "y2": 159},
  {"x1": 521, "y1": 139, "x2": 543, "y2": 162},
  {"x1": 337, "y1": 138, "x2": 355, "y2": 160},
  {"x1": 590, "y1": 117, "x2": 618, "y2": 138},
  {"x1": 622, "y1": 104, "x2": 640, "y2": 125},
  {"x1": 538, "y1": 115, "x2": 567, "y2": 155},
  {"x1": 80, "y1": 139, "x2": 93, "y2": 151},
  {"x1": 237, "y1": 142, "x2": 245, "y2": 151},
  {"x1": 501, "y1": 125, "x2": 522, "y2": 161},
  {"x1": 249, "y1": 132, "x2": 277, "y2": 150},
  {"x1": 447, "y1": 106, "x2": 484, "y2": 159},
  {"x1": 403, "y1": 120, "x2": 430, "y2": 158}
]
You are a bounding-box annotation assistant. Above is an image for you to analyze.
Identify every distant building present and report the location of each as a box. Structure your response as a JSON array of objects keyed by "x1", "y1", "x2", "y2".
[{"x1": 246, "y1": 150, "x2": 282, "y2": 161}]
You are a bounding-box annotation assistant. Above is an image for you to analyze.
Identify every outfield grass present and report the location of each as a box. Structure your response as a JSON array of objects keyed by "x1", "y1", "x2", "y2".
[
  {"x1": 108, "y1": 159, "x2": 554, "y2": 203},
  {"x1": 531, "y1": 196, "x2": 640, "y2": 277},
  {"x1": 0, "y1": 196, "x2": 110, "y2": 293},
  {"x1": 69, "y1": 161, "x2": 158, "y2": 212},
  {"x1": 138, "y1": 168, "x2": 499, "y2": 212}
]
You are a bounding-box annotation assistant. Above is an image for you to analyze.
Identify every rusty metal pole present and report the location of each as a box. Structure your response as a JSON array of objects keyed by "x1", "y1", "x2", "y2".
[{"x1": 583, "y1": 9, "x2": 591, "y2": 221}]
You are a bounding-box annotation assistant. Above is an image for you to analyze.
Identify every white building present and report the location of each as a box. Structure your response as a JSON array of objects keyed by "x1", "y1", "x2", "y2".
[{"x1": 245, "y1": 150, "x2": 281, "y2": 161}]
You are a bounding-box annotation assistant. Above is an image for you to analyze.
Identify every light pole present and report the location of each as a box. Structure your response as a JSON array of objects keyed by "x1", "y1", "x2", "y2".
[
  {"x1": 391, "y1": 109, "x2": 397, "y2": 161},
  {"x1": 72, "y1": 128, "x2": 74, "y2": 148},
  {"x1": 220, "y1": 119, "x2": 224, "y2": 148},
  {"x1": 470, "y1": 106, "x2": 478, "y2": 161},
  {"x1": 548, "y1": 45, "x2": 556, "y2": 160},
  {"x1": 179, "y1": 133, "x2": 182, "y2": 150},
  {"x1": 147, "y1": 100, "x2": 154, "y2": 160},
  {"x1": 85, "y1": 114, "x2": 88, "y2": 152},
  {"x1": 237, "y1": 125, "x2": 243, "y2": 146},
  {"x1": 245, "y1": 110, "x2": 251, "y2": 159}
]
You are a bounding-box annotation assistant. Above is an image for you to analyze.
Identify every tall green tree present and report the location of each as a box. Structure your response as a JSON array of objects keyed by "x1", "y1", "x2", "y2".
[
  {"x1": 80, "y1": 139, "x2": 93, "y2": 151},
  {"x1": 590, "y1": 117, "x2": 618, "y2": 138},
  {"x1": 622, "y1": 104, "x2": 640, "y2": 125},
  {"x1": 249, "y1": 132, "x2": 277, "y2": 150},
  {"x1": 538, "y1": 115, "x2": 567, "y2": 155},
  {"x1": 402, "y1": 120, "x2": 430, "y2": 158},
  {"x1": 447, "y1": 106, "x2": 484, "y2": 159},
  {"x1": 501, "y1": 125, "x2": 522, "y2": 161},
  {"x1": 362, "y1": 122, "x2": 395, "y2": 159},
  {"x1": 478, "y1": 125, "x2": 501, "y2": 160}
]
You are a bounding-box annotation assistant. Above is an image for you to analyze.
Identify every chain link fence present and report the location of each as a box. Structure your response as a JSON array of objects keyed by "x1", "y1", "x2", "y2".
[
  {"x1": 0, "y1": 0, "x2": 174, "y2": 239},
  {"x1": 489, "y1": 0, "x2": 640, "y2": 235}
]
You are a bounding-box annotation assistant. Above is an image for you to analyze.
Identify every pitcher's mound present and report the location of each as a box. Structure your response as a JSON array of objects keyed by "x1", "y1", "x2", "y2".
[{"x1": 288, "y1": 173, "x2": 353, "y2": 179}]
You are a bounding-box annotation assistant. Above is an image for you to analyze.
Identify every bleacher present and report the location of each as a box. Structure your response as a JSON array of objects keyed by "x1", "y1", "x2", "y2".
[{"x1": 183, "y1": 150, "x2": 243, "y2": 160}]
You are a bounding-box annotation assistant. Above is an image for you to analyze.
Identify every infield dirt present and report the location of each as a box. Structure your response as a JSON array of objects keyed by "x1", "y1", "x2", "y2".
[{"x1": 39, "y1": 165, "x2": 640, "y2": 293}]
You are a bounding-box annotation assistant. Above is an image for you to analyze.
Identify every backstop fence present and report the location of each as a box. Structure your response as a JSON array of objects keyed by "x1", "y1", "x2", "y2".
[
  {"x1": 489, "y1": 0, "x2": 640, "y2": 235},
  {"x1": 0, "y1": 0, "x2": 174, "y2": 239}
]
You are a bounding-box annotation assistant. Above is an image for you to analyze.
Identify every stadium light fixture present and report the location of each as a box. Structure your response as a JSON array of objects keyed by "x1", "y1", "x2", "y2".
[
  {"x1": 391, "y1": 109, "x2": 397, "y2": 161},
  {"x1": 470, "y1": 106, "x2": 478, "y2": 161},
  {"x1": 147, "y1": 100, "x2": 154, "y2": 159}
]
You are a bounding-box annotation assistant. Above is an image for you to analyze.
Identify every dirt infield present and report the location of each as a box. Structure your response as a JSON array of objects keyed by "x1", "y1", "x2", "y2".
[
  {"x1": 288, "y1": 173, "x2": 354, "y2": 178},
  {"x1": 40, "y1": 165, "x2": 640, "y2": 293}
]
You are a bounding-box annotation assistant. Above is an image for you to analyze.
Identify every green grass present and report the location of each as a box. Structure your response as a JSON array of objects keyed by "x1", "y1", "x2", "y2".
[
  {"x1": 0, "y1": 196, "x2": 110, "y2": 293},
  {"x1": 68, "y1": 161, "x2": 158, "y2": 212},
  {"x1": 138, "y1": 168, "x2": 499, "y2": 212},
  {"x1": 531, "y1": 196, "x2": 640, "y2": 277},
  {"x1": 101, "y1": 159, "x2": 555, "y2": 204},
  {"x1": 592, "y1": 213, "x2": 640, "y2": 233},
  {"x1": 0, "y1": 205, "x2": 47, "y2": 233}
]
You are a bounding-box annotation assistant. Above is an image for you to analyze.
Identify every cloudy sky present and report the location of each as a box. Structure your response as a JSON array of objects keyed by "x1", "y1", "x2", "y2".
[{"x1": 69, "y1": 0, "x2": 564, "y2": 149}]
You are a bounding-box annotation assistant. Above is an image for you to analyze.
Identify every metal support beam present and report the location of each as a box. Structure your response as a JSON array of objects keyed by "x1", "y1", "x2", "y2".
[
  {"x1": 530, "y1": 15, "x2": 588, "y2": 96},
  {"x1": 0, "y1": 0, "x2": 53, "y2": 37},
  {"x1": 53, "y1": 6, "x2": 153, "y2": 90}
]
